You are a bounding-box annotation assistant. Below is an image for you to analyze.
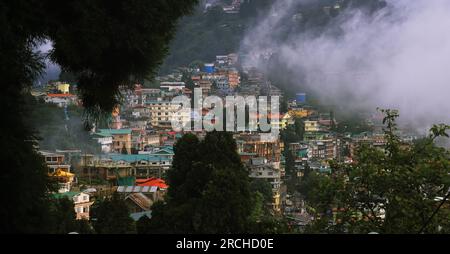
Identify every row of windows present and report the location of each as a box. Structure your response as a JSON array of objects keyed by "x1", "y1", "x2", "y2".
[
  {"x1": 74, "y1": 196, "x2": 89, "y2": 202},
  {"x1": 45, "y1": 157, "x2": 60, "y2": 162},
  {"x1": 75, "y1": 206, "x2": 89, "y2": 213}
]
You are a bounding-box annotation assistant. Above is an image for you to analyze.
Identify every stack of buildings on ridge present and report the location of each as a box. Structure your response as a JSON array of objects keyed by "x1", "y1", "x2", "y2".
[{"x1": 32, "y1": 51, "x2": 419, "y2": 228}]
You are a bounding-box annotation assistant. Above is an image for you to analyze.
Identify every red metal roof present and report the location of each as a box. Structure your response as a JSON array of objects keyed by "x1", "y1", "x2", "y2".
[
  {"x1": 136, "y1": 178, "x2": 168, "y2": 189},
  {"x1": 47, "y1": 93, "x2": 75, "y2": 97}
]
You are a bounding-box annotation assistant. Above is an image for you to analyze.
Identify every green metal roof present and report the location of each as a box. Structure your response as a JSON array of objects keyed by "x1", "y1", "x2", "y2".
[
  {"x1": 151, "y1": 149, "x2": 174, "y2": 156},
  {"x1": 98, "y1": 129, "x2": 132, "y2": 135},
  {"x1": 108, "y1": 154, "x2": 170, "y2": 163},
  {"x1": 239, "y1": 152, "x2": 257, "y2": 156},
  {"x1": 52, "y1": 192, "x2": 80, "y2": 200},
  {"x1": 93, "y1": 132, "x2": 113, "y2": 138}
]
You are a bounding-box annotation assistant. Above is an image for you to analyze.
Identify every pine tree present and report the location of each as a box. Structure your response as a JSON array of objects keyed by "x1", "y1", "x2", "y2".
[{"x1": 92, "y1": 194, "x2": 136, "y2": 234}]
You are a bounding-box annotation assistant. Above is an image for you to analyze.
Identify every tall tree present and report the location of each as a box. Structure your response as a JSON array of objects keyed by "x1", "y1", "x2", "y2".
[
  {"x1": 92, "y1": 194, "x2": 136, "y2": 234},
  {"x1": 181, "y1": 71, "x2": 195, "y2": 91},
  {"x1": 0, "y1": 0, "x2": 198, "y2": 233},
  {"x1": 147, "y1": 132, "x2": 255, "y2": 233},
  {"x1": 121, "y1": 144, "x2": 128, "y2": 155},
  {"x1": 294, "y1": 118, "x2": 305, "y2": 141},
  {"x1": 50, "y1": 198, "x2": 78, "y2": 234},
  {"x1": 302, "y1": 110, "x2": 450, "y2": 234}
]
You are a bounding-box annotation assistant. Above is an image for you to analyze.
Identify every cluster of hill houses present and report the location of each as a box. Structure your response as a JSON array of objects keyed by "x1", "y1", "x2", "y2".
[{"x1": 34, "y1": 52, "x2": 419, "y2": 223}]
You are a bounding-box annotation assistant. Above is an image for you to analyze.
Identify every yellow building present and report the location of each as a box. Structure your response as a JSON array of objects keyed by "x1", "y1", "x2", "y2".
[
  {"x1": 288, "y1": 108, "x2": 314, "y2": 118},
  {"x1": 57, "y1": 83, "x2": 70, "y2": 94},
  {"x1": 273, "y1": 192, "x2": 281, "y2": 213},
  {"x1": 280, "y1": 113, "x2": 295, "y2": 130},
  {"x1": 50, "y1": 169, "x2": 75, "y2": 193}
]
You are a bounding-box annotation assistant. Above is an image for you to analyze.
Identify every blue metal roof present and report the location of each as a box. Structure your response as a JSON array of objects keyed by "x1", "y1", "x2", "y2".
[
  {"x1": 98, "y1": 129, "x2": 132, "y2": 135},
  {"x1": 151, "y1": 148, "x2": 174, "y2": 156},
  {"x1": 108, "y1": 154, "x2": 170, "y2": 163},
  {"x1": 130, "y1": 211, "x2": 152, "y2": 222}
]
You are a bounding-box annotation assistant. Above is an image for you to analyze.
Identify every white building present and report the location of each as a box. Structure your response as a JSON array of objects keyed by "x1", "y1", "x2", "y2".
[
  {"x1": 44, "y1": 94, "x2": 77, "y2": 107},
  {"x1": 92, "y1": 133, "x2": 113, "y2": 153},
  {"x1": 160, "y1": 82, "x2": 185, "y2": 92},
  {"x1": 146, "y1": 100, "x2": 190, "y2": 128},
  {"x1": 73, "y1": 193, "x2": 94, "y2": 220},
  {"x1": 53, "y1": 192, "x2": 94, "y2": 220},
  {"x1": 247, "y1": 157, "x2": 282, "y2": 212}
]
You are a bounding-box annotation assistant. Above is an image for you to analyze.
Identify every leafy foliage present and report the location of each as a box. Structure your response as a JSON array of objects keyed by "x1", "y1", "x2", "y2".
[
  {"x1": 49, "y1": 197, "x2": 94, "y2": 234},
  {"x1": 92, "y1": 194, "x2": 136, "y2": 234},
  {"x1": 0, "y1": 0, "x2": 198, "y2": 233},
  {"x1": 145, "y1": 132, "x2": 253, "y2": 233},
  {"x1": 142, "y1": 132, "x2": 286, "y2": 233},
  {"x1": 302, "y1": 110, "x2": 450, "y2": 234}
]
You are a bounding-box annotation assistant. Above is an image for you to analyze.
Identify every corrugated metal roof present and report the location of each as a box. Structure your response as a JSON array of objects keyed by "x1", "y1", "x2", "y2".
[
  {"x1": 126, "y1": 193, "x2": 152, "y2": 211},
  {"x1": 98, "y1": 129, "x2": 132, "y2": 135},
  {"x1": 117, "y1": 186, "x2": 158, "y2": 193},
  {"x1": 108, "y1": 154, "x2": 171, "y2": 163}
]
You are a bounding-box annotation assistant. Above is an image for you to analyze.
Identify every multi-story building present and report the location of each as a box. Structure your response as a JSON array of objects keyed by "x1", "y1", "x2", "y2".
[
  {"x1": 79, "y1": 152, "x2": 173, "y2": 181},
  {"x1": 304, "y1": 120, "x2": 320, "y2": 132},
  {"x1": 98, "y1": 129, "x2": 132, "y2": 154},
  {"x1": 160, "y1": 82, "x2": 185, "y2": 92},
  {"x1": 247, "y1": 157, "x2": 282, "y2": 213},
  {"x1": 39, "y1": 151, "x2": 71, "y2": 174},
  {"x1": 39, "y1": 151, "x2": 75, "y2": 193},
  {"x1": 44, "y1": 93, "x2": 77, "y2": 107},
  {"x1": 288, "y1": 107, "x2": 315, "y2": 119},
  {"x1": 92, "y1": 132, "x2": 113, "y2": 153},
  {"x1": 350, "y1": 132, "x2": 386, "y2": 156},
  {"x1": 53, "y1": 192, "x2": 94, "y2": 220},
  {"x1": 227, "y1": 69, "x2": 241, "y2": 89},
  {"x1": 140, "y1": 88, "x2": 161, "y2": 104},
  {"x1": 146, "y1": 100, "x2": 190, "y2": 129},
  {"x1": 196, "y1": 80, "x2": 213, "y2": 95},
  {"x1": 235, "y1": 133, "x2": 281, "y2": 167},
  {"x1": 308, "y1": 139, "x2": 339, "y2": 161}
]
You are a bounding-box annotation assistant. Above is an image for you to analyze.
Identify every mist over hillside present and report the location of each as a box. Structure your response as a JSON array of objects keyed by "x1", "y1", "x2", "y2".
[
  {"x1": 241, "y1": 0, "x2": 450, "y2": 133},
  {"x1": 38, "y1": 0, "x2": 450, "y2": 135}
]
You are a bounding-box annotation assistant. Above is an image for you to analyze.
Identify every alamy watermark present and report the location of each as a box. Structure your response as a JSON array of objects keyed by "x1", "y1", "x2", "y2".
[{"x1": 170, "y1": 88, "x2": 280, "y2": 141}]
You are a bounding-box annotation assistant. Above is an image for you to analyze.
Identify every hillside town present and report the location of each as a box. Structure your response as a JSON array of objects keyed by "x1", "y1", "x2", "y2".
[
  {"x1": 31, "y1": 48, "x2": 421, "y2": 231},
  {"x1": 3, "y1": 0, "x2": 446, "y2": 237}
]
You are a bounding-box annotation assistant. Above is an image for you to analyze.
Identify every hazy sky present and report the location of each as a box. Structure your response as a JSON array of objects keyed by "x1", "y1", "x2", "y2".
[
  {"x1": 241, "y1": 0, "x2": 450, "y2": 133},
  {"x1": 36, "y1": 40, "x2": 60, "y2": 85}
]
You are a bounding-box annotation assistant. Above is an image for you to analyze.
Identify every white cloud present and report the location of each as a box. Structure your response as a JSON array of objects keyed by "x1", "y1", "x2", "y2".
[{"x1": 241, "y1": 0, "x2": 450, "y2": 132}]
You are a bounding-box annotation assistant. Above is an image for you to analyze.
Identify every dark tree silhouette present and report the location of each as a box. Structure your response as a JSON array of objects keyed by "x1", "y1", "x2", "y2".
[{"x1": 0, "y1": 0, "x2": 198, "y2": 233}]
